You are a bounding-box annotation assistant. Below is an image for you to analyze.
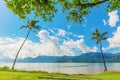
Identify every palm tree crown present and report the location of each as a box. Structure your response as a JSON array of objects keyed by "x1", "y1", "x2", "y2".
[
  {"x1": 92, "y1": 28, "x2": 108, "y2": 44},
  {"x1": 20, "y1": 20, "x2": 41, "y2": 31}
]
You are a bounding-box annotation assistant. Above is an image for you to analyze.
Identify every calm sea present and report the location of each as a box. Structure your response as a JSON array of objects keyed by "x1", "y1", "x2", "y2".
[{"x1": 0, "y1": 63, "x2": 120, "y2": 74}]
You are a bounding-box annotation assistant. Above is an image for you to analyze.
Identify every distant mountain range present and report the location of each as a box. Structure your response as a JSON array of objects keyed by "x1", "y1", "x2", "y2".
[{"x1": 1, "y1": 52, "x2": 120, "y2": 63}]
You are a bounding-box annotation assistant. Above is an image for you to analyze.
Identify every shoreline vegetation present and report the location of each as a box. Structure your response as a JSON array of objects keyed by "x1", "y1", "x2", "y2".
[{"x1": 0, "y1": 66, "x2": 120, "y2": 80}]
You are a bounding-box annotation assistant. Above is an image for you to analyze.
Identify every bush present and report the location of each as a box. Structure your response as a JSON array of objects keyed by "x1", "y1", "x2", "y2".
[{"x1": 0, "y1": 66, "x2": 10, "y2": 70}]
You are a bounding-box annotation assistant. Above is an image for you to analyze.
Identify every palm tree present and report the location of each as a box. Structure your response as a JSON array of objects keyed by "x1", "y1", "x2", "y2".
[
  {"x1": 92, "y1": 28, "x2": 108, "y2": 71},
  {"x1": 12, "y1": 20, "x2": 41, "y2": 70}
]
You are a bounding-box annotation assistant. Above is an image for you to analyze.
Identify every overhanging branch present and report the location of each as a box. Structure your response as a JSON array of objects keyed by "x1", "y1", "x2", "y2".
[{"x1": 78, "y1": 0, "x2": 109, "y2": 7}]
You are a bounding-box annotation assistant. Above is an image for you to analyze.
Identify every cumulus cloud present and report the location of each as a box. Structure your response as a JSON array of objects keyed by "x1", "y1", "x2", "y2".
[
  {"x1": 0, "y1": 30, "x2": 98, "y2": 59},
  {"x1": 107, "y1": 26, "x2": 120, "y2": 48},
  {"x1": 0, "y1": 37, "x2": 32, "y2": 59},
  {"x1": 63, "y1": 39, "x2": 97, "y2": 53},
  {"x1": 38, "y1": 30, "x2": 58, "y2": 43},
  {"x1": 0, "y1": 30, "x2": 76, "y2": 59},
  {"x1": 57, "y1": 29, "x2": 66, "y2": 37},
  {"x1": 108, "y1": 10, "x2": 119, "y2": 27}
]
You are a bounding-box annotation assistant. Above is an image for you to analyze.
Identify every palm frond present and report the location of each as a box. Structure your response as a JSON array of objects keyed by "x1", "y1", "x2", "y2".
[
  {"x1": 92, "y1": 28, "x2": 108, "y2": 44},
  {"x1": 33, "y1": 26, "x2": 41, "y2": 30},
  {"x1": 101, "y1": 32, "x2": 108, "y2": 37},
  {"x1": 96, "y1": 39, "x2": 100, "y2": 44},
  {"x1": 27, "y1": 20, "x2": 39, "y2": 29},
  {"x1": 21, "y1": 19, "x2": 40, "y2": 33},
  {"x1": 31, "y1": 20, "x2": 39, "y2": 26},
  {"x1": 92, "y1": 32, "x2": 97, "y2": 35},
  {"x1": 96, "y1": 28, "x2": 99, "y2": 33},
  {"x1": 32, "y1": 26, "x2": 41, "y2": 34},
  {"x1": 27, "y1": 20, "x2": 31, "y2": 25},
  {"x1": 91, "y1": 37, "x2": 97, "y2": 40},
  {"x1": 20, "y1": 25, "x2": 28, "y2": 29},
  {"x1": 93, "y1": 29, "x2": 100, "y2": 36},
  {"x1": 32, "y1": 30, "x2": 37, "y2": 34},
  {"x1": 101, "y1": 37, "x2": 108, "y2": 40}
]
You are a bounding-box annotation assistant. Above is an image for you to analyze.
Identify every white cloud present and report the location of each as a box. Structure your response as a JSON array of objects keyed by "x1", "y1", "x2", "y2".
[
  {"x1": 91, "y1": 46, "x2": 98, "y2": 52},
  {"x1": 57, "y1": 29, "x2": 66, "y2": 37},
  {"x1": 0, "y1": 30, "x2": 76, "y2": 59},
  {"x1": 67, "y1": 32, "x2": 84, "y2": 39},
  {"x1": 38, "y1": 30, "x2": 58, "y2": 43},
  {"x1": 53, "y1": 28, "x2": 85, "y2": 40},
  {"x1": 0, "y1": 37, "x2": 29, "y2": 59},
  {"x1": 103, "y1": 19, "x2": 107, "y2": 26},
  {"x1": 63, "y1": 39, "x2": 97, "y2": 53},
  {"x1": 108, "y1": 10, "x2": 119, "y2": 27},
  {"x1": 0, "y1": 30, "x2": 98, "y2": 59},
  {"x1": 107, "y1": 26, "x2": 120, "y2": 48},
  {"x1": 48, "y1": 29, "x2": 55, "y2": 33},
  {"x1": 77, "y1": 35, "x2": 84, "y2": 39}
]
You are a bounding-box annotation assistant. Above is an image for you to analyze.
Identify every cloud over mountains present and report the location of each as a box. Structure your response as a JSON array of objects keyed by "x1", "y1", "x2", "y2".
[{"x1": 0, "y1": 29, "x2": 97, "y2": 59}]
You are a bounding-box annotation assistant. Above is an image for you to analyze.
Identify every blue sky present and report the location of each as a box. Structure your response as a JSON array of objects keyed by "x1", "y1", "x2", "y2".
[{"x1": 0, "y1": 0, "x2": 120, "y2": 59}]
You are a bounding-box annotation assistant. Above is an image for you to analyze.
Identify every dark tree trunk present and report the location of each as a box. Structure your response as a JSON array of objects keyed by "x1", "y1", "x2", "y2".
[
  {"x1": 12, "y1": 29, "x2": 31, "y2": 70},
  {"x1": 100, "y1": 40, "x2": 107, "y2": 71}
]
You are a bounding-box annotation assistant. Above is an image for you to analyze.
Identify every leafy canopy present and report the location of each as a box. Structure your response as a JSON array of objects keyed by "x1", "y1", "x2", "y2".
[
  {"x1": 4, "y1": 0, "x2": 57, "y2": 21},
  {"x1": 4, "y1": 0, "x2": 120, "y2": 23}
]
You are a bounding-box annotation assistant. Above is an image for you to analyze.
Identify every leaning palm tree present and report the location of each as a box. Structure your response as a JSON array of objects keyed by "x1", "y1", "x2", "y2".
[
  {"x1": 92, "y1": 28, "x2": 108, "y2": 71},
  {"x1": 12, "y1": 20, "x2": 41, "y2": 70}
]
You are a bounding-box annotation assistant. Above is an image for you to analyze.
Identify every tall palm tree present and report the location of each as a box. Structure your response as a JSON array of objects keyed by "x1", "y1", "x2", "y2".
[
  {"x1": 12, "y1": 20, "x2": 41, "y2": 70},
  {"x1": 92, "y1": 28, "x2": 108, "y2": 71}
]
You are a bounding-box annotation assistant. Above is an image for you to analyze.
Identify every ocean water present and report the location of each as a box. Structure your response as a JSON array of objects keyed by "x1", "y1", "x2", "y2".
[{"x1": 0, "y1": 63, "x2": 120, "y2": 74}]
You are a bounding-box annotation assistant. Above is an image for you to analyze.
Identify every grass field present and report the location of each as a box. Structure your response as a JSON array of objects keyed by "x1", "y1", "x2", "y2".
[
  {"x1": 0, "y1": 69, "x2": 120, "y2": 80},
  {"x1": 0, "y1": 66, "x2": 119, "y2": 80}
]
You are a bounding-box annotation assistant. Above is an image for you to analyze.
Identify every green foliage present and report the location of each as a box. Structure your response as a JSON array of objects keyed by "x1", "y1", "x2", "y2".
[
  {"x1": 92, "y1": 28, "x2": 108, "y2": 44},
  {"x1": 4, "y1": 0, "x2": 57, "y2": 21},
  {"x1": 4, "y1": 0, "x2": 120, "y2": 23},
  {"x1": 107, "y1": 0, "x2": 120, "y2": 12},
  {"x1": 59, "y1": 0, "x2": 90, "y2": 23},
  {"x1": 20, "y1": 20, "x2": 41, "y2": 33},
  {"x1": 0, "y1": 70, "x2": 120, "y2": 80},
  {"x1": 0, "y1": 66, "x2": 10, "y2": 70}
]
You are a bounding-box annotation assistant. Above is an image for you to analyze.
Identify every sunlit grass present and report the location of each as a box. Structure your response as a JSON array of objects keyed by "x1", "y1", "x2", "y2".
[{"x1": 0, "y1": 66, "x2": 120, "y2": 80}]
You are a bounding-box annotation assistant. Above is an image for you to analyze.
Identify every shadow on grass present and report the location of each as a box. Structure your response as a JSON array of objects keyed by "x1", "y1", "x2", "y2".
[{"x1": 38, "y1": 76, "x2": 100, "y2": 80}]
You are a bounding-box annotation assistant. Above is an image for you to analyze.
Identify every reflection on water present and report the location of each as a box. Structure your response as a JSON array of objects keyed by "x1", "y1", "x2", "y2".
[{"x1": 0, "y1": 63, "x2": 120, "y2": 74}]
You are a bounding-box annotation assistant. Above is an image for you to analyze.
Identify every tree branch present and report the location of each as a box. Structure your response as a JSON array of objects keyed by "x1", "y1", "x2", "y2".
[
  {"x1": 78, "y1": 0, "x2": 109, "y2": 7},
  {"x1": 36, "y1": 0, "x2": 41, "y2": 5}
]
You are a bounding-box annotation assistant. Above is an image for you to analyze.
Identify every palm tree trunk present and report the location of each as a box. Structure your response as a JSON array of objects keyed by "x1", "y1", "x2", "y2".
[
  {"x1": 100, "y1": 40, "x2": 107, "y2": 71},
  {"x1": 12, "y1": 29, "x2": 31, "y2": 70}
]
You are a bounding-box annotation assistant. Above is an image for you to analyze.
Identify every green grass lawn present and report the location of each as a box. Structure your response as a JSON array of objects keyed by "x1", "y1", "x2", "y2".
[
  {"x1": 0, "y1": 66, "x2": 119, "y2": 80},
  {"x1": 0, "y1": 70, "x2": 120, "y2": 80}
]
